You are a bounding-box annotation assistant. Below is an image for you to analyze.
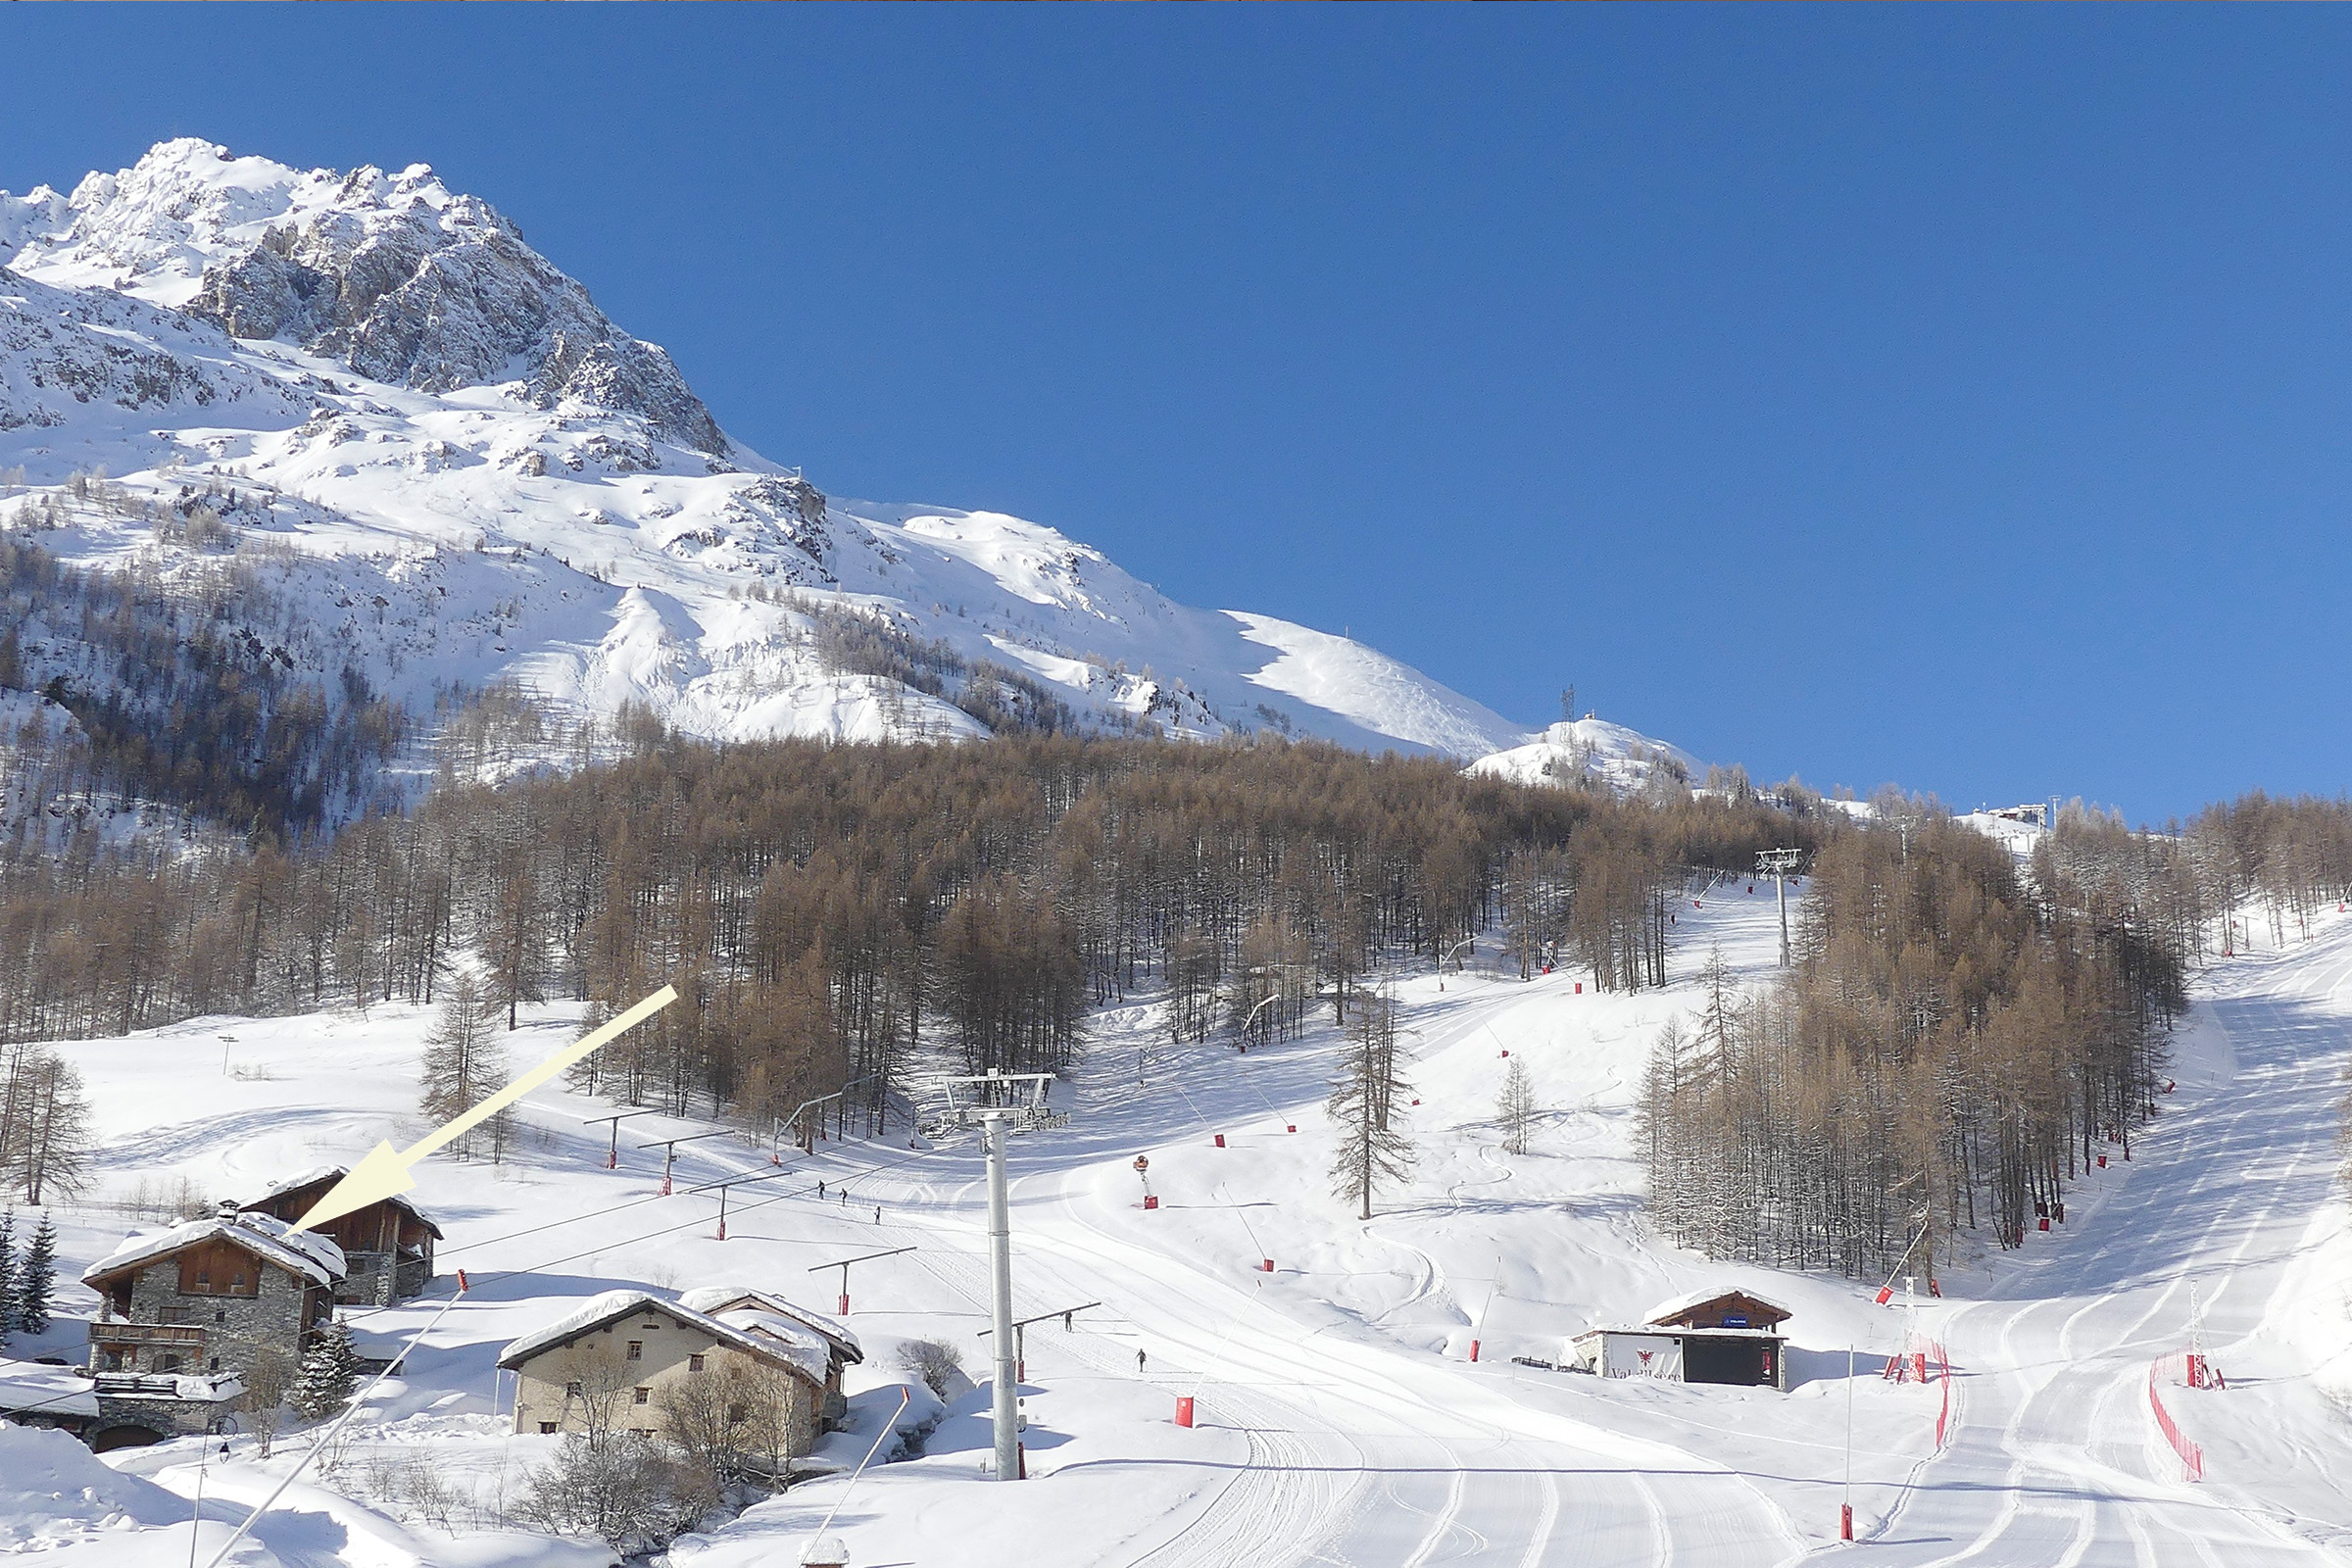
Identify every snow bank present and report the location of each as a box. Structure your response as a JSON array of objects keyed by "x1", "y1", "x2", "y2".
[{"x1": 0, "y1": 1424, "x2": 192, "y2": 1549}]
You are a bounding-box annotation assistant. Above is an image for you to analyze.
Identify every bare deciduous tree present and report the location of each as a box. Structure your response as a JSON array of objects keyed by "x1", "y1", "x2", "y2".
[
  {"x1": 1497, "y1": 1056, "x2": 1538, "y2": 1157},
  {"x1": 418, "y1": 972, "x2": 512, "y2": 1161}
]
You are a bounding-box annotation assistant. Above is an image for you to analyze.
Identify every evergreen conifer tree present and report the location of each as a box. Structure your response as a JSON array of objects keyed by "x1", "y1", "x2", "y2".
[
  {"x1": 289, "y1": 1321, "x2": 360, "y2": 1420},
  {"x1": 16, "y1": 1211, "x2": 55, "y2": 1335}
]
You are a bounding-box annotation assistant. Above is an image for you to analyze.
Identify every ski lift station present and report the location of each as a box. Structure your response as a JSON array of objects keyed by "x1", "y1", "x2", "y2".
[{"x1": 1570, "y1": 1289, "x2": 1792, "y2": 1390}]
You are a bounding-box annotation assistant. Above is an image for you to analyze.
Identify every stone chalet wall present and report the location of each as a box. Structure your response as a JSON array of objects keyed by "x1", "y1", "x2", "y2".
[
  {"x1": 512, "y1": 1311, "x2": 818, "y2": 1460},
  {"x1": 110, "y1": 1259, "x2": 313, "y2": 1381},
  {"x1": 93, "y1": 1389, "x2": 236, "y2": 1440}
]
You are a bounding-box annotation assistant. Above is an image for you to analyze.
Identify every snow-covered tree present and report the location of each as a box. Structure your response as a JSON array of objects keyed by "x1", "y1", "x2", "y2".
[
  {"x1": 289, "y1": 1320, "x2": 360, "y2": 1420},
  {"x1": 15, "y1": 1211, "x2": 55, "y2": 1336}
]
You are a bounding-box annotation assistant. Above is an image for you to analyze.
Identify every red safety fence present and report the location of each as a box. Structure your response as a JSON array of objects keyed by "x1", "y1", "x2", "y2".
[
  {"x1": 1925, "y1": 1340, "x2": 1951, "y2": 1449},
  {"x1": 2147, "y1": 1355, "x2": 2204, "y2": 1482}
]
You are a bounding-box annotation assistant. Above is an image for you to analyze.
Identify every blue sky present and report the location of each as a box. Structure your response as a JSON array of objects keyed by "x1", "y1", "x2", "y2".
[{"x1": 4, "y1": 7, "x2": 2347, "y2": 822}]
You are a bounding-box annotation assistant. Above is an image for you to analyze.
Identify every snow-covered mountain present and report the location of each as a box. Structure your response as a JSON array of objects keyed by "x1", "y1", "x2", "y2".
[
  {"x1": 0, "y1": 138, "x2": 1548, "y2": 770},
  {"x1": 1464, "y1": 716, "x2": 1698, "y2": 797}
]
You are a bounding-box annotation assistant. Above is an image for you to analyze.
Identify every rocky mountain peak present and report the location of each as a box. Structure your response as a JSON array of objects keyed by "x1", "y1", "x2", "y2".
[{"x1": 0, "y1": 138, "x2": 727, "y2": 457}]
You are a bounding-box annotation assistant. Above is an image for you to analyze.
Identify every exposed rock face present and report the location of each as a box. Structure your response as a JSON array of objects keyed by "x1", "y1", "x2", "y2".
[
  {"x1": 0, "y1": 265, "x2": 308, "y2": 430},
  {"x1": 2, "y1": 140, "x2": 726, "y2": 457},
  {"x1": 188, "y1": 199, "x2": 723, "y2": 456}
]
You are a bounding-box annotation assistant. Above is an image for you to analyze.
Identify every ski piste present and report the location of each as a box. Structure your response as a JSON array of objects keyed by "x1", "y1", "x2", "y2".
[{"x1": 11, "y1": 877, "x2": 2346, "y2": 1565}]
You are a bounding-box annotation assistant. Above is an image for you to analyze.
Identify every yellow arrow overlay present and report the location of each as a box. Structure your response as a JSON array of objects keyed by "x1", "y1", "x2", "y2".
[{"x1": 294, "y1": 984, "x2": 680, "y2": 1233}]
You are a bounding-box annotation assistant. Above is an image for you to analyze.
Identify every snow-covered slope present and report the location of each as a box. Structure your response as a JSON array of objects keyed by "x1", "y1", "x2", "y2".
[
  {"x1": 0, "y1": 139, "x2": 1536, "y2": 765},
  {"x1": 22, "y1": 880, "x2": 2347, "y2": 1566},
  {"x1": 1464, "y1": 715, "x2": 1694, "y2": 795}
]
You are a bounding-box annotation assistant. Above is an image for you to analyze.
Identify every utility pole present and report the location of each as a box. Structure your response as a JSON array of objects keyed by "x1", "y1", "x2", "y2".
[{"x1": 1756, "y1": 849, "x2": 1803, "y2": 968}]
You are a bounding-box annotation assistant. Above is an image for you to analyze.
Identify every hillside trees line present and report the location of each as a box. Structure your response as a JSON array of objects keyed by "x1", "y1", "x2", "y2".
[
  {"x1": 1637, "y1": 794, "x2": 2352, "y2": 1280},
  {"x1": 0, "y1": 731, "x2": 1812, "y2": 1136},
  {"x1": 0, "y1": 529, "x2": 408, "y2": 838}
]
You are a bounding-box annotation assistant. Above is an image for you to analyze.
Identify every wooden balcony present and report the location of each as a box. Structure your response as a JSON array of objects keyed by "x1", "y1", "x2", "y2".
[{"x1": 89, "y1": 1322, "x2": 206, "y2": 1348}]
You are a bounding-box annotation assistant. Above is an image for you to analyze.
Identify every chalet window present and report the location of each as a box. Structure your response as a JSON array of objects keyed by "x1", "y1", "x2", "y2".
[
  {"x1": 727, "y1": 1402, "x2": 747, "y2": 1423},
  {"x1": 626, "y1": 1341, "x2": 643, "y2": 1361},
  {"x1": 565, "y1": 1380, "x2": 583, "y2": 1397},
  {"x1": 216, "y1": 1309, "x2": 227, "y2": 1324},
  {"x1": 632, "y1": 1428, "x2": 654, "y2": 1439},
  {"x1": 540, "y1": 1422, "x2": 558, "y2": 1435},
  {"x1": 688, "y1": 1354, "x2": 706, "y2": 1372},
  {"x1": 633, "y1": 1387, "x2": 650, "y2": 1405},
  {"x1": 100, "y1": 1350, "x2": 124, "y2": 1371},
  {"x1": 209, "y1": 1357, "x2": 220, "y2": 1373},
  {"x1": 160, "y1": 1354, "x2": 182, "y2": 1373}
]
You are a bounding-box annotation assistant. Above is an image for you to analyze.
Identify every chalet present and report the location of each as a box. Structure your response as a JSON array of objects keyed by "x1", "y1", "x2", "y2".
[
  {"x1": 237, "y1": 1167, "x2": 442, "y2": 1305},
  {"x1": 79, "y1": 1208, "x2": 341, "y2": 1446},
  {"x1": 677, "y1": 1286, "x2": 862, "y2": 1429},
  {"x1": 1571, "y1": 1289, "x2": 1792, "y2": 1391},
  {"x1": 497, "y1": 1290, "x2": 831, "y2": 1470}
]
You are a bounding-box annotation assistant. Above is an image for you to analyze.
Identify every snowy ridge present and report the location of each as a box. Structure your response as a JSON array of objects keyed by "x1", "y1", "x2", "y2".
[
  {"x1": 0, "y1": 139, "x2": 1559, "y2": 774},
  {"x1": 1464, "y1": 715, "x2": 1695, "y2": 795}
]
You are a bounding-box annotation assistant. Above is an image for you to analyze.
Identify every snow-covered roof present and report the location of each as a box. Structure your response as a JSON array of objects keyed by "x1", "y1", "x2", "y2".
[
  {"x1": 495, "y1": 1290, "x2": 824, "y2": 1386},
  {"x1": 0, "y1": 1358, "x2": 98, "y2": 1419},
  {"x1": 1641, "y1": 1288, "x2": 1792, "y2": 1328},
  {"x1": 237, "y1": 1165, "x2": 445, "y2": 1237},
  {"x1": 89, "y1": 1371, "x2": 247, "y2": 1404},
  {"x1": 678, "y1": 1287, "x2": 862, "y2": 1364},
  {"x1": 710, "y1": 1309, "x2": 831, "y2": 1384},
  {"x1": 83, "y1": 1210, "x2": 346, "y2": 1290}
]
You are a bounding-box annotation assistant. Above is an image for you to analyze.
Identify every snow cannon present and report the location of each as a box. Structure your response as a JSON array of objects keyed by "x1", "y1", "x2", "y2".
[{"x1": 1134, "y1": 1154, "x2": 1158, "y2": 1211}]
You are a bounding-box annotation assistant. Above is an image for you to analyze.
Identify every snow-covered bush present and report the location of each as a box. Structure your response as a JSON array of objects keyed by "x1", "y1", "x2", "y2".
[{"x1": 895, "y1": 1337, "x2": 964, "y2": 1397}]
